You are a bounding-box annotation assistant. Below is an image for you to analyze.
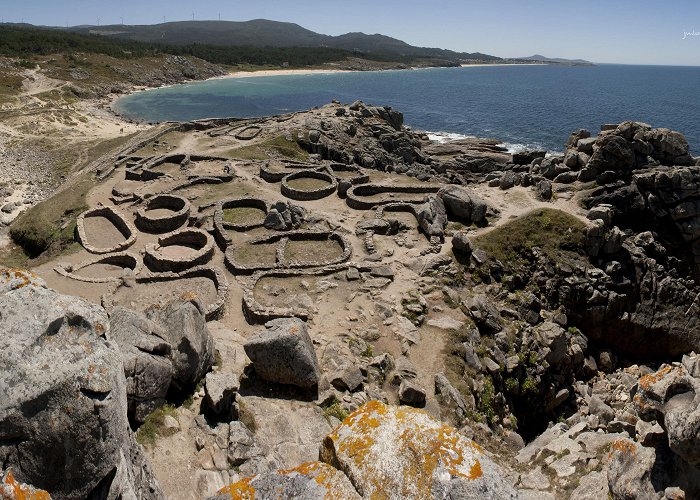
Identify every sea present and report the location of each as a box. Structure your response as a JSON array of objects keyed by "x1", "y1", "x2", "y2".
[{"x1": 113, "y1": 64, "x2": 700, "y2": 155}]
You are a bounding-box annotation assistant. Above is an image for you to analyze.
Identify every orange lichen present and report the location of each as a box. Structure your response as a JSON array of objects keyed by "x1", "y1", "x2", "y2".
[
  {"x1": 638, "y1": 365, "x2": 676, "y2": 391},
  {"x1": 279, "y1": 462, "x2": 337, "y2": 489},
  {"x1": 324, "y1": 401, "x2": 484, "y2": 499},
  {"x1": 181, "y1": 291, "x2": 198, "y2": 302},
  {"x1": 468, "y1": 460, "x2": 483, "y2": 480},
  {"x1": 216, "y1": 477, "x2": 256, "y2": 500},
  {"x1": 610, "y1": 439, "x2": 637, "y2": 458},
  {"x1": 1, "y1": 470, "x2": 51, "y2": 500}
]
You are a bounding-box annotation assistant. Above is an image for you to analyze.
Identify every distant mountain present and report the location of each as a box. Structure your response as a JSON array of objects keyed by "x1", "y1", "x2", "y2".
[
  {"x1": 65, "y1": 19, "x2": 501, "y2": 62},
  {"x1": 515, "y1": 54, "x2": 593, "y2": 65}
]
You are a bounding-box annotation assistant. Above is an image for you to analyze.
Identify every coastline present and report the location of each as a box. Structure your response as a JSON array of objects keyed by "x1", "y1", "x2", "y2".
[{"x1": 108, "y1": 61, "x2": 550, "y2": 116}]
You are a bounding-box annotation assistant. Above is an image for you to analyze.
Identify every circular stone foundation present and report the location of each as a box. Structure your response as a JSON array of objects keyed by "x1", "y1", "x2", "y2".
[
  {"x1": 54, "y1": 252, "x2": 142, "y2": 283},
  {"x1": 281, "y1": 170, "x2": 337, "y2": 201},
  {"x1": 76, "y1": 205, "x2": 137, "y2": 254},
  {"x1": 234, "y1": 125, "x2": 262, "y2": 140},
  {"x1": 136, "y1": 194, "x2": 191, "y2": 233},
  {"x1": 144, "y1": 228, "x2": 215, "y2": 272}
]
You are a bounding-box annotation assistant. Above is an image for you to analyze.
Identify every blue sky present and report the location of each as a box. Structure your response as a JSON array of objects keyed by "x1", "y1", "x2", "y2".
[{"x1": 3, "y1": 0, "x2": 700, "y2": 65}]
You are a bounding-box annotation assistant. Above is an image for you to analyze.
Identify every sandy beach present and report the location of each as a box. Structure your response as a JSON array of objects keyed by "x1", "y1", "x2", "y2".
[
  {"x1": 225, "y1": 68, "x2": 355, "y2": 79},
  {"x1": 222, "y1": 63, "x2": 548, "y2": 79}
]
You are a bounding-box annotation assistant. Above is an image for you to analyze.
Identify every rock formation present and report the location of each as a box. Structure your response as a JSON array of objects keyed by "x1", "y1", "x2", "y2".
[{"x1": 0, "y1": 270, "x2": 163, "y2": 499}]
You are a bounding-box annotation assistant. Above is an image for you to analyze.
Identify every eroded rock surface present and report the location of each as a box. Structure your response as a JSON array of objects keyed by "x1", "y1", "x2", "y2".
[
  {"x1": 0, "y1": 274, "x2": 163, "y2": 499},
  {"x1": 319, "y1": 401, "x2": 518, "y2": 499}
]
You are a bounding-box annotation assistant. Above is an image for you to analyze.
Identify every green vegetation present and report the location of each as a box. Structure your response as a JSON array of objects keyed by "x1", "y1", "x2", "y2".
[
  {"x1": 474, "y1": 208, "x2": 586, "y2": 266},
  {"x1": 478, "y1": 377, "x2": 497, "y2": 425},
  {"x1": 284, "y1": 239, "x2": 342, "y2": 264},
  {"x1": 0, "y1": 25, "x2": 374, "y2": 68},
  {"x1": 135, "y1": 404, "x2": 178, "y2": 446},
  {"x1": 322, "y1": 399, "x2": 349, "y2": 422},
  {"x1": 8, "y1": 174, "x2": 93, "y2": 260},
  {"x1": 222, "y1": 206, "x2": 266, "y2": 225},
  {"x1": 229, "y1": 135, "x2": 309, "y2": 161},
  {"x1": 522, "y1": 377, "x2": 539, "y2": 394},
  {"x1": 286, "y1": 177, "x2": 331, "y2": 191}
]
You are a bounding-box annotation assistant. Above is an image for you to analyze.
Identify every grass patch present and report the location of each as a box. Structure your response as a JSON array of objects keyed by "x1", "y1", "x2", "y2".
[
  {"x1": 9, "y1": 174, "x2": 94, "y2": 259},
  {"x1": 286, "y1": 177, "x2": 331, "y2": 191},
  {"x1": 223, "y1": 206, "x2": 266, "y2": 225},
  {"x1": 322, "y1": 400, "x2": 349, "y2": 422},
  {"x1": 284, "y1": 239, "x2": 343, "y2": 263},
  {"x1": 228, "y1": 134, "x2": 308, "y2": 162},
  {"x1": 135, "y1": 404, "x2": 178, "y2": 446},
  {"x1": 232, "y1": 243, "x2": 278, "y2": 266},
  {"x1": 473, "y1": 208, "x2": 586, "y2": 266}
]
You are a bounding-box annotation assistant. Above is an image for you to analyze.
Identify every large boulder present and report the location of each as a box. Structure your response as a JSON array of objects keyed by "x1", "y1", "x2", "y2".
[
  {"x1": 415, "y1": 195, "x2": 448, "y2": 240},
  {"x1": 110, "y1": 307, "x2": 173, "y2": 423},
  {"x1": 244, "y1": 318, "x2": 320, "y2": 388},
  {"x1": 149, "y1": 298, "x2": 214, "y2": 391},
  {"x1": 208, "y1": 462, "x2": 360, "y2": 499},
  {"x1": 635, "y1": 357, "x2": 700, "y2": 468},
  {"x1": 0, "y1": 272, "x2": 163, "y2": 499},
  {"x1": 319, "y1": 401, "x2": 518, "y2": 499},
  {"x1": 607, "y1": 439, "x2": 668, "y2": 500},
  {"x1": 438, "y1": 186, "x2": 488, "y2": 224}
]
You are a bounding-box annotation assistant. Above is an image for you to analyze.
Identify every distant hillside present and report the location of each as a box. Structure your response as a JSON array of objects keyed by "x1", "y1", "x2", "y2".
[
  {"x1": 66, "y1": 19, "x2": 502, "y2": 62},
  {"x1": 515, "y1": 54, "x2": 593, "y2": 65}
]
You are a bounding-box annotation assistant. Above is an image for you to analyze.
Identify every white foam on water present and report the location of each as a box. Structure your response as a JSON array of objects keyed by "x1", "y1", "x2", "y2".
[{"x1": 424, "y1": 131, "x2": 476, "y2": 143}]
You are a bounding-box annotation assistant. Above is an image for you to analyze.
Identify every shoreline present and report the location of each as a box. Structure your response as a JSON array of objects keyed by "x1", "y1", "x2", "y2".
[{"x1": 106, "y1": 61, "x2": 551, "y2": 118}]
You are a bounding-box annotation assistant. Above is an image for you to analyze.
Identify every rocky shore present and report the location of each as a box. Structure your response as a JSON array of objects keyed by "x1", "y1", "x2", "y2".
[{"x1": 2, "y1": 98, "x2": 700, "y2": 500}]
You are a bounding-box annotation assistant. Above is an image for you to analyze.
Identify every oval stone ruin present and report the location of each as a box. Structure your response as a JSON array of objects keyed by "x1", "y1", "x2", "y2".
[
  {"x1": 144, "y1": 228, "x2": 215, "y2": 272},
  {"x1": 136, "y1": 194, "x2": 191, "y2": 233},
  {"x1": 76, "y1": 205, "x2": 137, "y2": 254},
  {"x1": 281, "y1": 170, "x2": 337, "y2": 201}
]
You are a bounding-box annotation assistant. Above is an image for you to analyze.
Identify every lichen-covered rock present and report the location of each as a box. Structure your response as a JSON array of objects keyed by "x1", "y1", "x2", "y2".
[
  {"x1": 0, "y1": 268, "x2": 46, "y2": 293},
  {"x1": 110, "y1": 307, "x2": 173, "y2": 423},
  {"x1": 244, "y1": 318, "x2": 320, "y2": 388},
  {"x1": 1, "y1": 470, "x2": 50, "y2": 500},
  {"x1": 209, "y1": 461, "x2": 361, "y2": 499},
  {"x1": 149, "y1": 297, "x2": 214, "y2": 391},
  {"x1": 607, "y1": 438, "x2": 667, "y2": 500},
  {"x1": 635, "y1": 359, "x2": 700, "y2": 469},
  {"x1": 0, "y1": 279, "x2": 163, "y2": 499},
  {"x1": 319, "y1": 401, "x2": 518, "y2": 499}
]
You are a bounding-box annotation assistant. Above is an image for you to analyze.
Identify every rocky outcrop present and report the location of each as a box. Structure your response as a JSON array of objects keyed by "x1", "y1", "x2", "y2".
[
  {"x1": 0, "y1": 270, "x2": 163, "y2": 499},
  {"x1": 566, "y1": 121, "x2": 693, "y2": 184},
  {"x1": 636, "y1": 360, "x2": 700, "y2": 468},
  {"x1": 110, "y1": 307, "x2": 173, "y2": 423},
  {"x1": 209, "y1": 462, "x2": 361, "y2": 500},
  {"x1": 438, "y1": 186, "x2": 489, "y2": 224},
  {"x1": 148, "y1": 298, "x2": 214, "y2": 392},
  {"x1": 244, "y1": 318, "x2": 321, "y2": 388},
  {"x1": 319, "y1": 401, "x2": 518, "y2": 499},
  {"x1": 634, "y1": 167, "x2": 700, "y2": 273},
  {"x1": 263, "y1": 201, "x2": 306, "y2": 231}
]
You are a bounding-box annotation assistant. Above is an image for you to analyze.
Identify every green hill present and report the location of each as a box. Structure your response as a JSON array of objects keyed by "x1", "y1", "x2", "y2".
[{"x1": 66, "y1": 19, "x2": 501, "y2": 62}]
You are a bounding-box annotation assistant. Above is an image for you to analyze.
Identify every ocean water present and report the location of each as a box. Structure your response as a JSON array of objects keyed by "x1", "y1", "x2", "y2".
[{"x1": 114, "y1": 64, "x2": 700, "y2": 154}]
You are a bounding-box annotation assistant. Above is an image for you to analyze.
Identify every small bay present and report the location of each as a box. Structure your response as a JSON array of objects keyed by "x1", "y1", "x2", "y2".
[{"x1": 114, "y1": 64, "x2": 700, "y2": 154}]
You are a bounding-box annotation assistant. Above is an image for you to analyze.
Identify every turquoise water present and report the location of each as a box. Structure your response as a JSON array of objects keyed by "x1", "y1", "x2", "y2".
[{"x1": 114, "y1": 64, "x2": 700, "y2": 154}]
